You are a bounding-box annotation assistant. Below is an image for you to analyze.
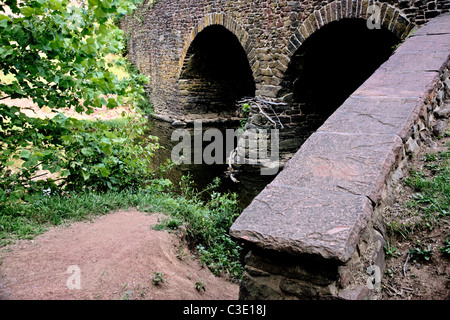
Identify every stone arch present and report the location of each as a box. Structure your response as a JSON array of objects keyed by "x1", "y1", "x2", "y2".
[
  {"x1": 268, "y1": 1, "x2": 414, "y2": 162},
  {"x1": 176, "y1": 14, "x2": 256, "y2": 119},
  {"x1": 281, "y1": 0, "x2": 415, "y2": 76},
  {"x1": 178, "y1": 13, "x2": 255, "y2": 79}
]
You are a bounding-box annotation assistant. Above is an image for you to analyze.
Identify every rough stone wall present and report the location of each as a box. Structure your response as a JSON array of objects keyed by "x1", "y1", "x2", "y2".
[{"x1": 122, "y1": 0, "x2": 449, "y2": 122}]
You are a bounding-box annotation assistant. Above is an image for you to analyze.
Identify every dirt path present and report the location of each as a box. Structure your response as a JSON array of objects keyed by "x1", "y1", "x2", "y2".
[{"x1": 0, "y1": 210, "x2": 239, "y2": 300}]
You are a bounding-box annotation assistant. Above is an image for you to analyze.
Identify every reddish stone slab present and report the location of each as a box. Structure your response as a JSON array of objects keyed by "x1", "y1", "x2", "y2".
[
  {"x1": 229, "y1": 184, "x2": 373, "y2": 263},
  {"x1": 380, "y1": 50, "x2": 450, "y2": 73},
  {"x1": 318, "y1": 96, "x2": 423, "y2": 140},
  {"x1": 413, "y1": 25, "x2": 450, "y2": 36},
  {"x1": 394, "y1": 33, "x2": 450, "y2": 54},
  {"x1": 412, "y1": 14, "x2": 450, "y2": 36},
  {"x1": 354, "y1": 70, "x2": 440, "y2": 100},
  {"x1": 273, "y1": 132, "x2": 403, "y2": 204}
]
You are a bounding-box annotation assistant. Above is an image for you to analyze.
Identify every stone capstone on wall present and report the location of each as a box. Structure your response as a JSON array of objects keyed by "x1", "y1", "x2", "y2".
[{"x1": 230, "y1": 13, "x2": 450, "y2": 300}]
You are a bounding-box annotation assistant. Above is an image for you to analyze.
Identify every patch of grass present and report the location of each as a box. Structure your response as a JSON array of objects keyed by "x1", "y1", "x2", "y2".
[
  {"x1": 152, "y1": 217, "x2": 183, "y2": 231},
  {"x1": 403, "y1": 150, "x2": 450, "y2": 230},
  {"x1": 0, "y1": 190, "x2": 139, "y2": 246},
  {"x1": 387, "y1": 219, "x2": 417, "y2": 240}
]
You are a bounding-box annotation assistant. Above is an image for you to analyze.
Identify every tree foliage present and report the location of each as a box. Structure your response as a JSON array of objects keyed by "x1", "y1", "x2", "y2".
[
  {"x1": 0, "y1": 0, "x2": 146, "y2": 113},
  {"x1": 0, "y1": 0, "x2": 156, "y2": 205}
]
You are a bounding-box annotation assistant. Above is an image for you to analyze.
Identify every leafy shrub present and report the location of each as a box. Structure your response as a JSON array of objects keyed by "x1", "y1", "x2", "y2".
[
  {"x1": 169, "y1": 176, "x2": 244, "y2": 278},
  {"x1": 0, "y1": 109, "x2": 159, "y2": 204},
  {"x1": 409, "y1": 240, "x2": 433, "y2": 261}
]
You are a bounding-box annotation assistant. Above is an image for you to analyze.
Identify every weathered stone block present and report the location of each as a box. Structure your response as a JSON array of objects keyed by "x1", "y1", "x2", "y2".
[
  {"x1": 395, "y1": 33, "x2": 450, "y2": 53},
  {"x1": 238, "y1": 272, "x2": 286, "y2": 300},
  {"x1": 337, "y1": 285, "x2": 370, "y2": 300},
  {"x1": 279, "y1": 277, "x2": 336, "y2": 299},
  {"x1": 415, "y1": 21, "x2": 450, "y2": 35},
  {"x1": 314, "y1": 10, "x2": 323, "y2": 28},
  {"x1": 335, "y1": 0, "x2": 342, "y2": 20},
  {"x1": 318, "y1": 96, "x2": 423, "y2": 140},
  {"x1": 385, "y1": 51, "x2": 450, "y2": 73},
  {"x1": 274, "y1": 132, "x2": 404, "y2": 204},
  {"x1": 389, "y1": 11, "x2": 401, "y2": 31},
  {"x1": 355, "y1": 70, "x2": 441, "y2": 101},
  {"x1": 230, "y1": 184, "x2": 373, "y2": 263},
  {"x1": 244, "y1": 249, "x2": 339, "y2": 285},
  {"x1": 340, "y1": 0, "x2": 348, "y2": 18},
  {"x1": 382, "y1": 6, "x2": 397, "y2": 29},
  {"x1": 393, "y1": 14, "x2": 411, "y2": 38},
  {"x1": 256, "y1": 84, "x2": 282, "y2": 97}
]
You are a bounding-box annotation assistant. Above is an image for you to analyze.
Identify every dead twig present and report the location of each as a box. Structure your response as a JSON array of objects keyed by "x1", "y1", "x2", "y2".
[
  {"x1": 402, "y1": 286, "x2": 414, "y2": 291},
  {"x1": 383, "y1": 283, "x2": 401, "y2": 295},
  {"x1": 227, "y1": 150, "x2": 239, "y2": 183},
  {"x1": 254, "y1": 102, "x2": 278, "y2": 127},
  {"x1": 237, "y1": 97, "x2": 286, "y2": 129},
  {"x1": 403, "y1": 252, "x2": 411, "y2": 277}
]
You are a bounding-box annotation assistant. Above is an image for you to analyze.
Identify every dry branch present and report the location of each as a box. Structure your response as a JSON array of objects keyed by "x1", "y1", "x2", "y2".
[{"x1": 237, "y1": 96, "x2": 286, "y2": 129}]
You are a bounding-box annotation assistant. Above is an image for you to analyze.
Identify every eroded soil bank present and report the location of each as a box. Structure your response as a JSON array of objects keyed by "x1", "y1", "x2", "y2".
[{"x1": 0, "y1": 210, "x2": 239, "y2": 300}]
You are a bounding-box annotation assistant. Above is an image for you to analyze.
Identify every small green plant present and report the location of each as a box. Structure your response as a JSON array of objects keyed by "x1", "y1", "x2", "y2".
[
  {"x1": 176, "y1": 246, "x2": 189, "y2": 261},
  {"x1": 195, "y1": 279, "x2": 206, "y2": 292},
  {"x1": 166, "y1": 218, "x2": 182, "y2": 230},
  {"x1": 384, "y1": 240, "x2": 400, "y2": 258},
  {"x1": 119, "y1": 283, "x2": 133, "y2": 300},
  {"x1": 152, "y1": 217, "x2": 183, "y2": 231},
  {"x1": 409, "y1": 241, "x2": 433, "y2": 261},
  {"x1": 424, "y1": 153, "x2": 438, "y2": 162},
  {"x1": 438, "y1": 237, "x2": 450, "y2": 256},
  {"x1": 240, "y1": 103, "x2": 250, "y2": 128},
  {"x1": 151, "y1": 272, "x2": 166, "y2": 285},
  {"x1": 385, "y1": 268, "x2": 394, "y2": 278}
]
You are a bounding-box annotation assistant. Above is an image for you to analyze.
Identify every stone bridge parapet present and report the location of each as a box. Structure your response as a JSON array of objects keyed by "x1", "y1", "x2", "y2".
[{"x1": 229, "y1": 13, "x2": 450, "y2": 300}]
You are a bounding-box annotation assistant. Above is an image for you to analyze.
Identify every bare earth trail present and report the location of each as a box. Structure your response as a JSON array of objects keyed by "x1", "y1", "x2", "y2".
[{"x1": 0, "y1": 210, "x2": 239, "y2": 300}]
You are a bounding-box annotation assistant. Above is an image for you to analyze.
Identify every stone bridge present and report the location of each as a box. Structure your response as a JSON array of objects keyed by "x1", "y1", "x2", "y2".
[
  {"x1": 229, "y1": 13, "x2": 450, "y2": 300},
  {"x1": 122, "y1": 0, "x2": 447, "y2": 122},
  {"x1": 122, "y1": 0, "x2": 450, "y2": 300},
  {"x1": 122, "y1": 0, "x2": 449, "y2": 161}
]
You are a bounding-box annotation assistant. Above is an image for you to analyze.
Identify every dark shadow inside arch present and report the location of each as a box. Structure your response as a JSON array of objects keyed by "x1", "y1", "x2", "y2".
[
  {"x1": 278, "y1": 18, "x2": 401, "y2": 152},
  {"x1": 179, "y1": 25, "x2": 256, "y2": 119}
]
